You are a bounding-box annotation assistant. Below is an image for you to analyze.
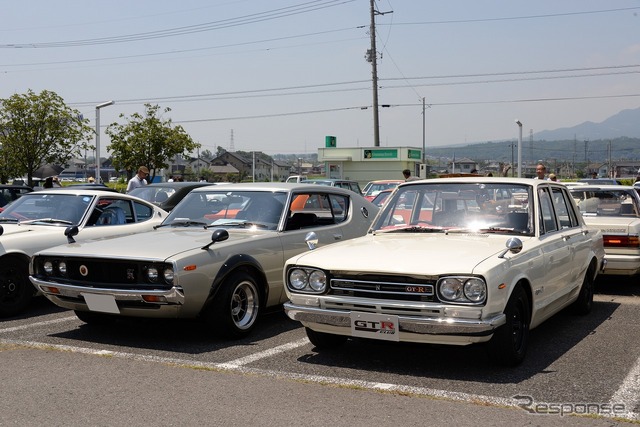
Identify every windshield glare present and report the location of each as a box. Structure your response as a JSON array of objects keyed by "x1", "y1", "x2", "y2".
[
  {"x1": 165, "y1": 190, "x2": 288, "y2": 229},
  {"x1": 0, "y1": 193, "x2": 93, "y2": 225},
  {"x1": 373, "y1": 182, "x2": 533, "y2": 234}
]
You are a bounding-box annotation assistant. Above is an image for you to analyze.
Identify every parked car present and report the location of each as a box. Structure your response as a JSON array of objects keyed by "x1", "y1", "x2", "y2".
[
  {"x1": 570, "y1": 184, "x2": 640, "y2": 275},
  {"x1": 283, "y1": 177, "x2": 605, "y2": 366},
  {"x1": 0, "y1": 189, "x2": 168, "y2": 317},
  {"x1": 578, "y1": 178, "x2": 623, "y2": 185},
  {"x1": 285, "y1": 175, "x2": 307, "y2": 183},
  {"x1": 128, "y1": 182, "x2": 217, "y2": 212},
  {"x1": 361, "y1": 179, "x2": 404, "y2": 201},
  {"x1": 0, "y1": 184, "x2": 33, "y2": 212},
  {"x1": 370, "y1": 188, "x2": 393, "y2": 207},
  {"x1": 30, "y1": 183, "x2": 379, "y2": 338},
  {"x1": 305, "y1": 179, "x2": 362, "y2": 194}
]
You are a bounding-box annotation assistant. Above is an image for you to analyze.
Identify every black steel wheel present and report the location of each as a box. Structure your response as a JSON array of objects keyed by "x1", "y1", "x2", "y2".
[
  {"x1": 0, "y1": 257, "x2": 34, "y2": 318},
  {"x1": 571, "y1": 268, "x2": 594, "y2": 315},
  {"x1": 488, "y1": 285, "x2": 530, "y2": 366}
]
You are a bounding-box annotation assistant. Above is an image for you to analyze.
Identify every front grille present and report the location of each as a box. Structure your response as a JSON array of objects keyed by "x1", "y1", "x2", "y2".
[
  {"x1": 33, "y1": 256, "x2": 173, "y2": 291},
  {"x1": 329, "y1": 273, "x2": 436, "y2": 303}
]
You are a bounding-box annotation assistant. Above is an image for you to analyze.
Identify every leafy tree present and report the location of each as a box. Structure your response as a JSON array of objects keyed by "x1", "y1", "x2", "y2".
[
  {"x1": 106, "y1": 104, "x2": 200, "y2": 181},
  {"x1": 201, "y1": 149, "x2": 214, "y2": 160},
  {"x1": 0, "y1": 90, "x2": 93, "y2": 186}
]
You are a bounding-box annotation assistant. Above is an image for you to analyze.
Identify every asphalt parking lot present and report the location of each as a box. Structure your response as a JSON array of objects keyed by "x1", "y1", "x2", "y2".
[{"x1": 0, "y1": 276, "x2": 638, "y2": 426}]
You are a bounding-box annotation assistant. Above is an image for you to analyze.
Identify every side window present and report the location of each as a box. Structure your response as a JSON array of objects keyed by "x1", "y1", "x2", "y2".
[
  {"x1": 551, "y1": 187, "x2": 578, "y2": 228},
  {"x1": 285, "y1": 193, "x2": 348, "y2": 230},
  {"x1": 538, "y1": 188, "x2": 558, "y2": 234},
  {"x1": 133, "y1": 201, "x2": 153, "y2": 222}
]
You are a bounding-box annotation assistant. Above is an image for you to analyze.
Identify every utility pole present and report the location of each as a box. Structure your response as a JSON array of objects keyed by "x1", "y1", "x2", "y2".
[{"x1": 367, "y1": 0, "x2": 392, "y2": 147}]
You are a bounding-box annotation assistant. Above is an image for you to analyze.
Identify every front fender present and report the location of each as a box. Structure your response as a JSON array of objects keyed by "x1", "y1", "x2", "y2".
[{"x1": 204, "y1": 253, "x2": 268, "y2": 308}]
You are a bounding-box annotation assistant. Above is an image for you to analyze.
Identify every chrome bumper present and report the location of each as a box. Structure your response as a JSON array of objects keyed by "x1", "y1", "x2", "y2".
[
  {"x1": 284, "y1": 302, "x2": 506, "y2": 336},
  {"x1": 29, "y1": 276, "x2": 185, "y2": 305}
]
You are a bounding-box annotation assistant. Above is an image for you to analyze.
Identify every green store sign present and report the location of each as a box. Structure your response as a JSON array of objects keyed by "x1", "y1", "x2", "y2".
[
  {"x1": 364, "y1": 149, "x2": 398, "y2": 159},
  {"x1": 408, "y1": 149, "x2": 421, "y2": 159}
]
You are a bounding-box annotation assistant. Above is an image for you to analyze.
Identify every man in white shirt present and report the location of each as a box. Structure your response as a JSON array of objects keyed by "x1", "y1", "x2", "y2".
[
  {"x1": 126, "y1": 166, "x2": 149, "y2": 193},
  {"x1": 534, "y1": 164, "x2": 548, "y2": 180}
]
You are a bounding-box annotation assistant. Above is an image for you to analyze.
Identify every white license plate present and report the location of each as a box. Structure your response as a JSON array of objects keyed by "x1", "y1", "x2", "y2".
[
  {"x1": 81, "y1": 293, "x2": 120, "y2": 314},
  {"x1": 350, "y1": 312, "x2": 399, "y2": 342}
]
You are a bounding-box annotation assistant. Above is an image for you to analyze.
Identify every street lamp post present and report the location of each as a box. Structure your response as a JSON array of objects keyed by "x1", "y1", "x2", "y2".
[
  {"x1": 95, "y1": 101, "x2": 114, "y2": 183},
  {"x1": 516, "y1": 120, "x2": 523, "y2": 177}
]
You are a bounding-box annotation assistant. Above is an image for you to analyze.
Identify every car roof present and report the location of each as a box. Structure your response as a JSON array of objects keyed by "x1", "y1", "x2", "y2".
[
  {"x1": 140, "y1": 182, "x2": 218, "y2": 189},
  {"x1": 569, "y1": 184, "x2": 636, "y2": 191},
  {"x1": 188, "y1": 181, "x2": 363, "y2": 195}
]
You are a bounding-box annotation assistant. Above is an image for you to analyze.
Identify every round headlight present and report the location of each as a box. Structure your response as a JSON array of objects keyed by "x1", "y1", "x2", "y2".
[
  {"x1": 147, "y1": 267, "x2": 159, "y2": 282},
  {"x1": 58, "y1": 261, "x2": 67, "y2": 275},
  {"x1": 43, "y1": 261, "x2": 53, "y2": 275},
  {"x1": 308, "y1": 270, "x2": 326, "y2": 292},
  {"x1": 163, "y1": 268, "x2": 174, "y2": 284},
  {"x1": 440, "y1": 278, "x2": 463, "y2": 300},
  {"x1": 464, "y1": 278, "x2": 486, "y2": 302},
  {"x1": 289, "y1": 269, "x2": 308, "y2": 290}
]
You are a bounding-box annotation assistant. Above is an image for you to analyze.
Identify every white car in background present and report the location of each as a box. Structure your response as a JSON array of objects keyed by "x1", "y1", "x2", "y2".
[
  {"x1": 0, "y1": 189, "x2": 167, "y2": 317},
  {"x1": 570, "y1": 184, "x2": 640, "y2": 275}
]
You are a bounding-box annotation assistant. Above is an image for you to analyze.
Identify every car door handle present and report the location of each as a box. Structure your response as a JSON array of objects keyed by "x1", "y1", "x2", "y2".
[
  {"x1": 333, "y1": 233, "x2": 343, "y2": 240},
  {"x1": 562, "y1": 235, "x2": 571, "y2": 241}
]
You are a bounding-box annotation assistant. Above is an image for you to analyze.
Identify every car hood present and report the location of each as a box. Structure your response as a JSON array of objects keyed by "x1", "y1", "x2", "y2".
[
  {"x1": 0, "y1": 223, "x2": 66, "y2": 237},
  {"x1": 34, "y1": 227, "x2": 274, "y2": 260},
  {"x1": 288, "y1": 232, "x2": 527, "y2": 275},
  {"x1": 581, "y1": 216, "x2": 639, "y2": 234}
]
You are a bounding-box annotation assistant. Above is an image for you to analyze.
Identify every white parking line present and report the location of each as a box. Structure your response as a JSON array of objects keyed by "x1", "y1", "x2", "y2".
[
  {"x1": 0, "y1": 316, "x2": 78, "y2": 334},
  {"x1": 609, "y1": 355, "x2": 640, "y2": 420},
  {"x1": 217, "y1": 338, "x2": 309, "y2": 368}
]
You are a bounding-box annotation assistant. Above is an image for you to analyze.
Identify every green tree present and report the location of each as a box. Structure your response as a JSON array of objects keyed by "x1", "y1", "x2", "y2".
[
  {"x1": 0, "y1": 90, "x2": 93, "y2": 186},
  {"x1": 106, "y1": 104, "x2": 200, "y2": 181}
]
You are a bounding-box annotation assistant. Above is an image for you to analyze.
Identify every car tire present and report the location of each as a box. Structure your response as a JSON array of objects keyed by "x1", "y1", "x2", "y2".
[
  {"x1": 571, "y1": 268, "x2": 594, "y2": 315},
  {"x1": 0, "y1": 257, "x2": 34, "y2": 318},
  {"x1": 488, "y1": 285, "x2": 530, "y2": 366},
  {"x1": 305, "y1": 327, "x2": 347, "y2": 349},
  {"x1": 74, "y1": 310, "x2": 115, "y2": 325},
  {"x1": 205, "y1": 270, "x2": 260, "y2": 339}
]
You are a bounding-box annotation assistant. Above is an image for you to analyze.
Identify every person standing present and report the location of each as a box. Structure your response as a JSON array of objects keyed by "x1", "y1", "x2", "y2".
[
  {"x1": 534, "y1": 164, "x2": 548, "y2": 180},
  {"x1": 402, "y1": 169, "x2": 418, "y2": 181},
  {"x1": 126, "y1": 166, "x2": 149, "y2": 193}
]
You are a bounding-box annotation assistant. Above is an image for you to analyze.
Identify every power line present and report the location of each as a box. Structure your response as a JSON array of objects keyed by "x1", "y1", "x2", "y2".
[{"x1": 0, "y1": 0, "x2": 355, "y2": 48}]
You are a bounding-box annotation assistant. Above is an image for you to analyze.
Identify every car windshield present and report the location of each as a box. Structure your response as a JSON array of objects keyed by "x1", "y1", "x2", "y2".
[
  {"x1": 372, "y1": 182, "x2": 533, "y2": 235},
  {"x1": 0, "y1": 193, "x2": 93, "y2": 225},
  {"x1": 129, "y1": 186, "x2": 176, "y2": 205},
  {"x1": 163, "y1": 190, "x2": 288, "y2": 230},
  {"x1": 364, "y1": 182, "x2": 401, "y2": 197},
  {"x1": 570, "y1": 188, "x2": 640, "y2": 217}
]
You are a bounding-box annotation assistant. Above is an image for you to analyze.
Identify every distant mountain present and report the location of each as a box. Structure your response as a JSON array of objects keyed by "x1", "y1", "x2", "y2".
[{"x1": 534, "y1": 107, "x2": 640, "y2": 141}]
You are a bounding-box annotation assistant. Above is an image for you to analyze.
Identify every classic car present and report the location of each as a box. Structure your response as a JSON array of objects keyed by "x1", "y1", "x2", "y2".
[
  {"x1": 30, "y1": 183, "x2": 378, "y2": 338},
  {"x1": 283, "y1": 178, "x2": 605, "y2": 366},
  {"x1": 0, "y1": 184, "x2": 33, "y2": 212},
  {"x1": 128, "y1": 181, "x2": 218, "y2": 212},
  {"x1": 0, "y1": 189, "x2": 167, "y2": 317},
  {"x1": 361, "y1": 179, "x2": 404, "y2": 201},
  {"x1": 569, "y1": 184, "x2": 640, "y2": 275},
  {"x1": 305, "y1": 179, "x2": 363, "y2": 195}
]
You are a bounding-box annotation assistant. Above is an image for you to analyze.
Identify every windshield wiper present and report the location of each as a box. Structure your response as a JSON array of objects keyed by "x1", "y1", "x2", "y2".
[
  {"x1": 376, "y1": 225, "x2": 445, "y2": 233},
  {"x1": 159, "y1": 219, "x2": 209, "y2": 228},
  {"x1": 19, "y1": 218, "x2": 73, "y2": 225},
  {"x1": 0, "y1": 218, "x2": 19, "y2": 223}
]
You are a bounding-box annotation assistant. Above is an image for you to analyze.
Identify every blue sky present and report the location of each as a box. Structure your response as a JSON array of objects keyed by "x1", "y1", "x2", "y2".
[{"x1": 2, "y1": 0, "x2": 639, "y2": 157}]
